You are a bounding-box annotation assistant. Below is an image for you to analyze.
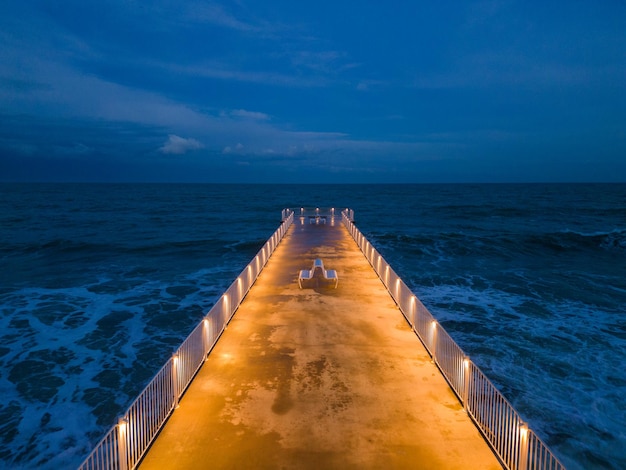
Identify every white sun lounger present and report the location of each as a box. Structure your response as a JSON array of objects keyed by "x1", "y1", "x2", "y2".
[{"x1": 298, "y1": 258, "x2": 338, "y2": 288}]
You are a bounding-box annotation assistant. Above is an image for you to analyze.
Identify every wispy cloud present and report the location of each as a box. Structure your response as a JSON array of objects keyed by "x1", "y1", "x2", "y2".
[
  {"x1": 159, "y1": 135, "x2": 203, "y2": 155},
  {"x1": 181, "y1": 1, "x2": 281, "y2": 36},
  {"x1": 288, "y1": 50, "x2": 346, "y2": 72},
  {"x1": 228, "y1": 109, "x2": 271, "y2": 121},
  {"x1": 223, "y1": 142, "x2": 244, "y2": 154},
  {"x1": 161, "y1": 62, "x2": 332, "y2": 88},
  {"x1": 409, "y1": 52, "x2": 604, "y2": 90},
  {"x1": 355, "y1": 79, "x2": 387, "y2": 91}
]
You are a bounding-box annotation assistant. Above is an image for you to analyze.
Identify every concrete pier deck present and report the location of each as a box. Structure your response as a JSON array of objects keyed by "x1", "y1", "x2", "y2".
[{"x1": 139, "y1": 216, "x2": 502, "y2": 469}]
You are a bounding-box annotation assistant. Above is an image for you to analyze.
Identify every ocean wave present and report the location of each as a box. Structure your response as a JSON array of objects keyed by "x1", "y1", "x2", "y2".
[
  {"x1": 223, "y1": 238, "x2": 270, "y2": 252},
  {"x1": 368, "y1": 228, "x2": 626, "y2": 264},
  {"x1": 436, "y1": 203, "x2": 531, "y2": 219},
  {"x1": 527, "y1": 229, "x2": 626, "y2": 253},
  {"x1": 4, "y1": 236, "x2": 265, "y2": 260}
]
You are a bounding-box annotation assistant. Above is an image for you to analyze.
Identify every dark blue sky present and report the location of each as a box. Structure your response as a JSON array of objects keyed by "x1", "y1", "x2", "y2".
[{"x1": 1, "y1": 1, "x2": 625, "y2": 183}]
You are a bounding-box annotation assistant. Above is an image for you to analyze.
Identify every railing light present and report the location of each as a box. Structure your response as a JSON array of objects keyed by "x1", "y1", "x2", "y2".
[
  {"x1": 520, "y1": 422, "x2": 528, "y2": 438},
  {"x1": 118, "y1": 417, "x2": 128, "y2": 433}
]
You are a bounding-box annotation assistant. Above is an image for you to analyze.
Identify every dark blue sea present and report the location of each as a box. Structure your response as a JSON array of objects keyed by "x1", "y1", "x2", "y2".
[{"x1": 1, "y1": 183, "x2": 624, "y2": 470}]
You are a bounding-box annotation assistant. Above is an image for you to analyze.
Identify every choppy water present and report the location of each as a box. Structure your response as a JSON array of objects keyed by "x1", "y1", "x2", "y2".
[{"x1": 1, "y1": 183, "x2": 624, "y2": 469}]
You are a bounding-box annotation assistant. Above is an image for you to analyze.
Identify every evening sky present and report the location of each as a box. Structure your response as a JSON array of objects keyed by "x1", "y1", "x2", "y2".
[{"x1": 1, "y1": 1, "x2": 625, "y2": 182}]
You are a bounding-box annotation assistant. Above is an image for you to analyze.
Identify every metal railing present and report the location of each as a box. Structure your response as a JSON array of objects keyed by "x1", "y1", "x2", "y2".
[
  {"x1": 286, "y1": 207, "x2": 354, "y2": 220},
  {"x1": 80, "y1": 207, "x2": 564, "y2": 470},
  {"x1": 341, "y1": 210, "x2": 565, "y2": 470},
  {"x1": 78, "y1": 210, "x2": 295, "y2": 470}
]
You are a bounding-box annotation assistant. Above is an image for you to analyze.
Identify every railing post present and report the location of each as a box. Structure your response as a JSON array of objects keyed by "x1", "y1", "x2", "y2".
[
  {"x1": 117, "y1": 417, "x2": 129, "y2": 470},
  {"x1": 519, "y1": 422, "x2": 529, "y2": 470},
  {"x1": 431, "y1": 320, "x2": 438, "y2": 363},
  {"x1": 463, "y1": 356, "x2": 470, "y2": 413},
  {"x1": 203, "y1": 317, "x2": 210, "y2": 360},
  {"x1": 223, "y1": 294, "x2": 230, "y2": 324},
  {"x1": 172, "y1": 353, "x2": 180, "y2": 409}
]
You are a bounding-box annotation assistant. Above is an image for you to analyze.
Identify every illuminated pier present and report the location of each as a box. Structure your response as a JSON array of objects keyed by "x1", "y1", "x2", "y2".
[{"x1": 79, "y1": 209, "x2": 565, "y2": 470}]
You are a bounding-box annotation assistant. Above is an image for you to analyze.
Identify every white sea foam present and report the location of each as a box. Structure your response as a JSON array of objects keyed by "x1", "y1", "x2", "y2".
[
  {"x1": 0, "y1": 264, "x2": 236, "y2": 468},
  {"x1": 417, "y1": 280, "x2": 625, "y2": 470}
]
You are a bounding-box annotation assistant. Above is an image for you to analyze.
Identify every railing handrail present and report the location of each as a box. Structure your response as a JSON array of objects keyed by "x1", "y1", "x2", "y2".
[
  {"x1": 340, "y1": 209, "x2": 565, "y2": 470},
  {"x1": 78, "y1": 210, "x2": 295, "y2": 470}
]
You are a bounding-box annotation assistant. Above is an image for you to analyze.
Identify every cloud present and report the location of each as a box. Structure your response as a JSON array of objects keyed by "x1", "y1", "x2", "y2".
[
  {"x1": 223, "y1": 143, "x2": 244, "y2": 154},
  {"x1": 356, "y1": 79, "x2": 386, "y2": 91},
  {"x1": 159, "y1": 135, "x2": 203, "y2": 155},
  {"x1": 182, "y1": 2, "x2": 278, "y2": 36},
  {"x1": 229, "y1": 109, "x2": 270, "y2": 121},
  {"x1": 162, "y1": 62, "x2": 331, "y2": 88},
  {"x1": 289, "y1": 50, "x2": 345, "y2": 72}
]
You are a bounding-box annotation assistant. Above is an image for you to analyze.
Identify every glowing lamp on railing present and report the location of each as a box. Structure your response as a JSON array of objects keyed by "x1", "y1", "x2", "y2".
[
  {"x1": 430, "y1": 320, "x2": 438, "y2": 359},
  {"x1": 519, "y1": 422, "x2": 528, "y2": 439},
  {"x1": 518, "y1": 421, "x2": 529, "y2": 470},
  {"x1": 202, "y1": 318, "x2": 211, "y2": 358},
  {"x1": 223, "y1": 294, "x2": 229, "y2": 316},
  {"x1": 116, "y1": 416, "x2": 129, "y2": 468},
  {"x1": 118, "y1": 417, "x2": 128, "y2": 434},
  {"x1": 462, "y1": 356, "x2": 471, "y2": 409}
]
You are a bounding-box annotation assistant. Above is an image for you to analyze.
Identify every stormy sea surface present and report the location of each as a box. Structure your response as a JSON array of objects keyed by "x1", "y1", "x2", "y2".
[{"x1": 0, "y1": 183, "x2": 624, "y2": 470}]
